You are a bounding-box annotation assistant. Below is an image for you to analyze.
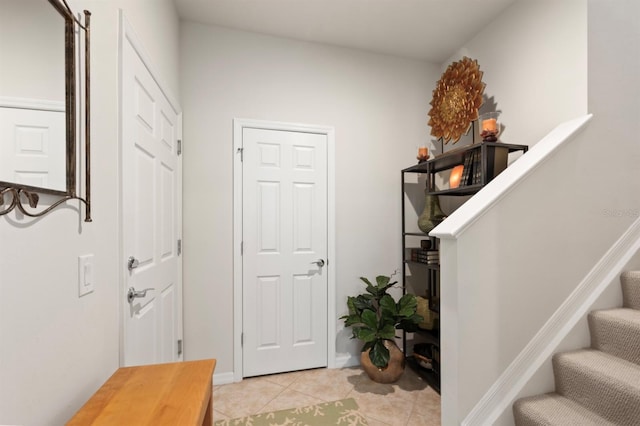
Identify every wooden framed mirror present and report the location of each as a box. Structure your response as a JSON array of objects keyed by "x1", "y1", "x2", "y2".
[{"x1": 0, "y1": 0, "x2": 91, "y2": 222}]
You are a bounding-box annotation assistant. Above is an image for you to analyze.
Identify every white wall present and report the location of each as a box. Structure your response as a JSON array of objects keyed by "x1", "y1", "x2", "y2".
[
  {"x1": 436, "y1": 0, "x2": 587, "y2": 216},
  {"x1": 179, "y1": 23, "x2": 439, "y2": 374},
  {"x1": 441, "y1": 0, "x2": 587, "y2": 150},
  {"x1": 0, "y1": 1, "x2": 180, "y2": 424}
]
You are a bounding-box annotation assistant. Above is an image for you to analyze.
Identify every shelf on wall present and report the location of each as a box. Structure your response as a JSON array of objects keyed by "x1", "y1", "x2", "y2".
[
  {"x1": 401, "y1": 140, "x2": 529, "y2": 397},
  {"x1": 403, "y1": 141, "x2": 529, "y2": 175}
]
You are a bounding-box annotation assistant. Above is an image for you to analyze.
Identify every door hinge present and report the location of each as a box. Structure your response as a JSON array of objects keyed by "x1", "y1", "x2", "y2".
[
  {"x1": 177, "y1": 139, "x2": 182, "y2": 155},
  {"x1": 241, "y1": 332, "x2": 244, "y2": 347},
  {"x1": 177, "y1": 339, "x2": 183, "y2": 356},
  {"x1": 177, "y1": 239, "x2": 182, "y2": 256},
  {"x1": 240, "y1": 241, "x2": 243, "y2": 255},
  {"x1": 237, "y1": 147, "x2": 243, "y2": 162}
]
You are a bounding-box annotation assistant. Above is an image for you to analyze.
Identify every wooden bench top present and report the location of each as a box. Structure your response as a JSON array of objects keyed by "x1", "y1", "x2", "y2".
[{"x1": 67, "y1": 359, "x2": 216, "y2": 425}]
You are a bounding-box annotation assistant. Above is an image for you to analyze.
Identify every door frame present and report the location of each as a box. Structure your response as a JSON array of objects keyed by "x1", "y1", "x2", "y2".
[
  {"x1": 233, "y1": 118, "x2": 336, "y2": 382},
  {"x1": 118, "y1": 12, "x2": 183, "y2": 366}
]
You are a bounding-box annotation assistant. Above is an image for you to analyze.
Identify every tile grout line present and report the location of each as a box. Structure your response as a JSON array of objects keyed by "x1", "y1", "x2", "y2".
[
  {"x1": 405, "y1": 396, "x2": 419, "y2": 426},
  {"x1": 293, "y1": 381, "x2": 352, "y2": 402},
  {"x1": 346, "y1": 388, "x2": 389, "y2": 426},
  {"x1": 255, "y1": 381, "x2": 291, "y2": 414}
]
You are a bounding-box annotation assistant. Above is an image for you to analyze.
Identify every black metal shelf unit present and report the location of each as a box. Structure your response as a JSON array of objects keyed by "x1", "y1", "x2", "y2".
[{"x1": 401, "y1": 141, "x2": 528, "y2": 394}]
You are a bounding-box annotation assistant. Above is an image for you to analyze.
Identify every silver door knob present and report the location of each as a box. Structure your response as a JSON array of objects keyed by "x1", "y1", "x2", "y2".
[
  {"x1": 127, "y1": 287, "x2": 153, "y2": 303},
  {"x1": 127, "y1": 256, "x2": 139, "y2": 271},
  {"x1": 310, "y1": 259, "x2": 325, "y2": 267}
]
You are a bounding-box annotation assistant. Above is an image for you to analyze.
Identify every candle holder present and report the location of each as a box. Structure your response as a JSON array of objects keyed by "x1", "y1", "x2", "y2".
[
  {"x1": 479, "y1": 112, "x2": 501, "y2": 142},
  {"x1": 417, "y1": 145, "x2": 429, "y2": 163}
]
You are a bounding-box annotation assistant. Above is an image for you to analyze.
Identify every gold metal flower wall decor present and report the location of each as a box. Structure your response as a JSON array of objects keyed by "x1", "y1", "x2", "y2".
[{"x1": 428, "y1": 56, "x2": 485, "y2": 144}]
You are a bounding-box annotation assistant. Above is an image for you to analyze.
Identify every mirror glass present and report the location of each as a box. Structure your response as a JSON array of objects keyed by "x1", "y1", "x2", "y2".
[{"x1": 0, "y1": 0, "x2": 68, "y2": 193}]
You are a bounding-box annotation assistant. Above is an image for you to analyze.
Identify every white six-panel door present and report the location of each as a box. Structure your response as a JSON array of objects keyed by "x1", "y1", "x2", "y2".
[
  {"x1": 242, "y1": 127, "x2": 328, "y2": 377},
  {"x1": 121, "y1": 23, "x2": 182, "y2": 367}
]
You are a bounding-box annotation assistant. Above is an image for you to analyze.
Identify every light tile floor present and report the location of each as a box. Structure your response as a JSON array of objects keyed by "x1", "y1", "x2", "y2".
[{"x1": 213, "y1": 366, "x2": 441, "y2": 425}]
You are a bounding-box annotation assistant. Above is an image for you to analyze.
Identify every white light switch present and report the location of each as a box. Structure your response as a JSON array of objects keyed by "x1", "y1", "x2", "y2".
[{"x1": 78, "y1": 254, "x2": 95, "y2": 297}]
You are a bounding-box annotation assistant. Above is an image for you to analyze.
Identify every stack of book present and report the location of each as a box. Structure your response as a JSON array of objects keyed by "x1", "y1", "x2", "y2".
[{"x1": 410, "y1": 248, "x2": 439, "y2": 265}]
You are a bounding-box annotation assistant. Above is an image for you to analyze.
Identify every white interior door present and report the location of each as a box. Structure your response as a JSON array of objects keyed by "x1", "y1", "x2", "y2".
[
  {"x1": 121, "y1": 28, "x2": 183, "y2": 367},
  {"x1": 242, "y1": 127, "x2": 328, "y2": 377}
]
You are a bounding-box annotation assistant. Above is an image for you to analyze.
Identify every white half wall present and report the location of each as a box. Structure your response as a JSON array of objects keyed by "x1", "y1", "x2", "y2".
[
  {"x1": 179, "y1": 23, "x2": 440, "y2": 375},
  {"x1": 0, "y1": 1, "x2": 180, "y2": 424}
]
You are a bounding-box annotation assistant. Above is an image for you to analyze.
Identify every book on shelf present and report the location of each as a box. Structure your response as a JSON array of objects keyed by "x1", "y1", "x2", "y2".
[
  {"x1": 460, "y1": 152, "x2": 473, "y2": 187},
  {"x1": 409, "y1": 259, "x2": 440, "y2": 265},
  {"x1": 412, "y1": 257, "x2": 439, "y2": 262},
  {"x1": 411, "y1": 255, "x2": 438, "y2": 261},
  {"x1": 411, "y1": 251, "x2": 438, "y2": 256},
  {"x1": 472, "y1": 150, "x2": 481, "y2": 185},
  {"x1": 464, "y1": 151, "x2": 473, "y2": 186},
  {"x1": 468, "y1": 150, "x2": 475, "y2": 185},
  {"x1": 410, "y1": 248, "x2": 439, "y2": 256}
]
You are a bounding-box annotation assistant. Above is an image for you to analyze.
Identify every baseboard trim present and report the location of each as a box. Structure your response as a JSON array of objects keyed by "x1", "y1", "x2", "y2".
[
  {"x1": 462, "y1": 216, "x2": 640, "y2": 426},
  {"x1": 213, "y1": 371, "x2": 235, "y2": 385},
  {"x1": 215, "y1": 355, "x2": 355, "y2": 385}
]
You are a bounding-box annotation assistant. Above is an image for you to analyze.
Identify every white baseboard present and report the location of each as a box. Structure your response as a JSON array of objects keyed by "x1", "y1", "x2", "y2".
[
  {"x1": 213, "y1": 371, "x2": 235, "y2": 385},
  {"x1": 214, "y1": 355, "x2": 359, "y2": 386}
]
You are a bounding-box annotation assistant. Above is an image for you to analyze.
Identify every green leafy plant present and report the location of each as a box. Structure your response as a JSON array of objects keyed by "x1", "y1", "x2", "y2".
[{"x1": 340, "y1": 274, "x2": 423, "y2": 369}]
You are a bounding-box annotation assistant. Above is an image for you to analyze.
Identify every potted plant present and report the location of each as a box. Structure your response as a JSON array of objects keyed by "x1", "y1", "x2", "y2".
[{"x1": 340, "y1": 273, "x2": 423, "y2": 383}]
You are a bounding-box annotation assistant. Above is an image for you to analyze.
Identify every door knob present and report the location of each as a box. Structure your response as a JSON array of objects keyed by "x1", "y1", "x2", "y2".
[
  {"x1": 127, "y1": 256, "x2": 139, "y2": 271},
  {"x1": 310, "y1": 259, "x2": 325, "y2": 267},
  {"x1": 127, "y1": 287, "x2": 153, "y2": 303}
]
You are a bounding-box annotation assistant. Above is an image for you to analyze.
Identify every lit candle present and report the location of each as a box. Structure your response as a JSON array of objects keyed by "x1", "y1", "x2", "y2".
[
  {"x1": 418, "y1": 146, "x2": 428, "y2": 159},
  {"x1": 449, "y1": 165, "x2": 464, "y2": 188},
  {"x1": 482, "y1": 118, "x2": 498, "y2": 133}
]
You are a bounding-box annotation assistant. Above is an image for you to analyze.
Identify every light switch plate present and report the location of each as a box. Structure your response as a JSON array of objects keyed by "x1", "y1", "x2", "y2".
[{"x1": 78, "y1": 254, "x2": 94, "y2": 297}]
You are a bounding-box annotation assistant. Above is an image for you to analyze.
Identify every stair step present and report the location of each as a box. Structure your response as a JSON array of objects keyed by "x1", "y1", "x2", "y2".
[
  {"x1": 513, "y1": 393, "x2": 616, "y2": 426},
  {"x1": 553, "y1": 349, "x2": 640, "y2": 424},
  {"x1": 589, "y1": 308, "x2": 640, "y2": 366},
  {"x1": 622, "y1": 271, "x2": 640, "y2": 309}
]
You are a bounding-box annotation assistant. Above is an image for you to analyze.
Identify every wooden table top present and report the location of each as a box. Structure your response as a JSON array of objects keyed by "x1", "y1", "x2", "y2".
[{"x1": 67, "y1": 359, "x2": 216, "y2": 425}]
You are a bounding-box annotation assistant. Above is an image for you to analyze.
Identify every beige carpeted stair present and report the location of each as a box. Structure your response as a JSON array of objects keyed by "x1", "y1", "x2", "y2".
[{"x1": 513, "y1": 271, "x2": 640, "y2": 426}]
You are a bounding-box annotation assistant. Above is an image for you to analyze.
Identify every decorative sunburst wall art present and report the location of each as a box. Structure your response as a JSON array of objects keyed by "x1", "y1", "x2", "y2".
[{"x1": 428, "y1": 57, "x2": 485, "y2": 144}]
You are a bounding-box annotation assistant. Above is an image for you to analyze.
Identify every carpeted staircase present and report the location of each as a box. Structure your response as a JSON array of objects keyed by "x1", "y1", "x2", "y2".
[{"x1": 513, "y1": 271, "x2": 640, "y2": 425}]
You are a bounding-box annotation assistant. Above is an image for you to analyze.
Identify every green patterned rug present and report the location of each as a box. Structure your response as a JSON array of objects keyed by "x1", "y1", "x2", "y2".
[{"x1": 214, "y1": 398, "x2": 368, "y2": 426}]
